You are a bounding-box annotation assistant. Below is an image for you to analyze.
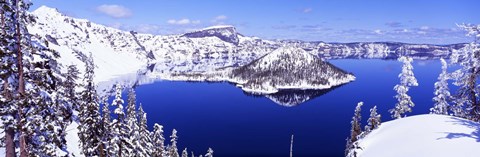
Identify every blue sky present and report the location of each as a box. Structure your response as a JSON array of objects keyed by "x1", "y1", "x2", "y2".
[{"x1": 31, "y1": 0, "x2": 479, "y2": 44}]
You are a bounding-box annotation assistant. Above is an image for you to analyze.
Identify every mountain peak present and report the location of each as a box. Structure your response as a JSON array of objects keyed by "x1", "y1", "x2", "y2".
[
  {"x1": 182, "y1": 25, "x2": 240, "y2": 45},
  {"x1": 33, "y1": 5, "x2": 63, "y2": 17}
]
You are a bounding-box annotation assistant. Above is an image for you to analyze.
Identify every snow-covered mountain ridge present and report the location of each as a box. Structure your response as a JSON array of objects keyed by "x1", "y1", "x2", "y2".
[{"x1": 28, "y1": 6, "x2": 465, "y2": 87}]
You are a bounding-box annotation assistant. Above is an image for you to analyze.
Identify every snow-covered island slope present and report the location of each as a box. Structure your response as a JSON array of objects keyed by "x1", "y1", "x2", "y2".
[
  {"x1": 230, "y1": 47, "x2": 355, "y2": 94},
  {"x1": 355, "y1": 114, "x2": 480, "y2": 157}
]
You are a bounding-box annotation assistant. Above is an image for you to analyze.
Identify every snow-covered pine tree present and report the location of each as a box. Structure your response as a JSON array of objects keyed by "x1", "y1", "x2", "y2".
[
  {"x1": 390, "y1": 56, "x2": 418, "y2": 119},
  {"x1": 63, "y1": 64, "x2": 80, "y2": 113},
  {"x1": 109, "y1": 84, "x2": 134, "y2": 157},
  {"x1": 182, "y1": 148, "x2": 188, "y2": 157},
  {"x1": 78, "y1": 54, "x2": 102, "y2": 156},
  {"x1": 345, "y1": 102, "x2": 363, "y2": 157},
  {"x1": 126, "y1": 88, "x2": 141, "y2": 156},
  {"x1": 169, "y1": 129, "x2": 180, "y2": 157},
  {"x1": 450, "y1": 24, "x2": 480, "y2": 121},
  {"x1": 205, "y1": 148, "x2": 214, "y2": 157},
  {"x1": 0, "y1": 1, "x2": 19, "y2": 156},
  {"x1": 151, "y1": 123, "x2": 166, "y2": 157},
  {"x1": 365, "y1": 106, "x2": 381, "y2": 133},
  {"x1": 0, "y1": 0, "x2": 67, "y2": 156},
  {"x1": 137, "y1": 103, "x2": 153, "y2": 156},
  {"x1": 431, "y1": 58, "x2": 452, "y2": 115},
  {"x1": 100, "y1": 99, "x2": 111, "y2": 157}
]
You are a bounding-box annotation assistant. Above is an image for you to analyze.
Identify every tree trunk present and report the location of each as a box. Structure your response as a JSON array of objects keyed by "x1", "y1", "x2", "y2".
[
  {"x1": 14, "y1": 0, "x2": 28, "y2": 156},
  {"x1": 119, "y1": 143, "x2": 122, "y2": 157},
  {"x1": 5, "y1": 128, "x2": 16, "y2": 157},
  {"x1": 99, "y1": 143, "x2": 106, "y2": 157}
]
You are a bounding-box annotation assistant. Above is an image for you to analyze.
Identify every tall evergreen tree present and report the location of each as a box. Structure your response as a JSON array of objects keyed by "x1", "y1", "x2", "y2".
[
  {"x1": 78, "y1": 54, "x2": 102, "y2": 156},
  {"x1": 390, "y1": 56, "x2": 418, "y2": 119},
  {"x1": 451, "y1": 24, "x2": 480, "y2": 121},
  {"x1": 109, "y1": 84, "x2": 134, "y2": 157},
  {"x1": 169, "y1": 129, "x2": 180, "y2": 157},
  {"x1": 345, "y1": 102, "x2": 363, "y2": 157},
  {"x1": 151, "y1": 123, "x2": 166, "y2": 157},
  {"x1": 137, "y1": 103, "x2": 153, "y2": 156},
  {"x1": 63, "y1": 64, "x2": 80, "y2": 113},
  {"x1": 431, "y1": 58, "x2": 452, "y2": 115},
  {"x1": 0, "y1": 0, "x2": 65, "y2": 156},
  {"x1": 100, "y1": 99, "x2": 111, "y2": 157},
  {"x1": 0, "y1": 1, "x2": 19, "y2": 156},
  {"x1": 365, "y1": 106, "x2": 381, "y2": 133},
  {"x1": 126, "y1": 88, "x2": 141, "y2": 156}
]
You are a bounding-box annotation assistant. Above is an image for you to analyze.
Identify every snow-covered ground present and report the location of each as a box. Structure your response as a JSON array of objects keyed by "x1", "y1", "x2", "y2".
[{"x1": 356, "y1": 114, "x2": 480, "y2": 157}]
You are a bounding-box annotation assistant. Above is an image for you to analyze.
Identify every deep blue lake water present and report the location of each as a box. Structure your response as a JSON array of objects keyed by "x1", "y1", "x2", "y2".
[{"x1": 131, "y1": 59, "x2": 457, "y2": 157}]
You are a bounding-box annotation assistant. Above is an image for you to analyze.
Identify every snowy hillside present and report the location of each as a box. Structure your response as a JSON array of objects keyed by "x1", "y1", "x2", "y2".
[
  {"x1": 355, "y1": 114, "x2": 480, "y2": 157},
  {"x1": 29, "y1": 6, "x2": 151, "y2": 84},
  {"x1": 231, "y1": 47, "x2": 355, "y2": 94}
]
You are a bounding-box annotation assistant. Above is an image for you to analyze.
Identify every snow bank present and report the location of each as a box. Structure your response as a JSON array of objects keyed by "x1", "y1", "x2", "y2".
[{"x1": 357, "y1": 114, "x2": 480, "y2": 157}]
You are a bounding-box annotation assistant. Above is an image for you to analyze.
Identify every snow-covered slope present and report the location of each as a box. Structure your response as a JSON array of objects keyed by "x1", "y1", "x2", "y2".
[
  {"x1": 29, "y1": 6, "x2": 150, "y2": 84},
  {"x1": 230, "y1": 47, "x2": 355, "y2": 94},
  {"x1": 355, "y1": 114, "x2": 480, "y2": 157}
]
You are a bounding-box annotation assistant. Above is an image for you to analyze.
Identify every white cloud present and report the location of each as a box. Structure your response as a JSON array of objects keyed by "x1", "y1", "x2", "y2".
[
  {"x1": 214, "y1": 15, "x2": 227, "y2": 21},
  {"x1": 96, "y1": 4, "x2": 132, "y2": 18},
  {"x1": 167, "y1": 18, "x2": 201, "y2": 25},
  {"x1": 374, "y1": 29, "x2": 384, "y2": 35},
  {"x1": 420, "y1": 26, "x2": 430, "y2": 30},
  {"x1": 192, "y1": 20, "x2": 201, "y2": 24},
  {"x1": 303, "y1": 8, "x2": 312, "y2": 13},
  {"x1": 211, "y1": 15, "x2": 228, "y2": 24}
]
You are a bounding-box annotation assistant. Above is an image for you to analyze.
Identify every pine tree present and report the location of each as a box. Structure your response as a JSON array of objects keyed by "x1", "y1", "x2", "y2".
[
  {"x1": 169, "y1": 129, "x2": 180, "y2": 157},
  {"x1": 109, "y1": 84, "x2": 134, "y2": 157},
  {"x1": 64, "y1": 64, "x2": 80, "y2": 113},
  {"x1": 151, "y1": 123, "x2": 166, "y2": 157},
  {"x1": 100, "y1": 99, "x2": 111, "y2": 157},
  {"x1": 126, "y1": 88, "x2": 142, "y2": 157},
  {"x1": 365, "y1": 106, "x2": 381, "y2": 133},
  {"x1": 78, "y1": 54, "x2": 102, "y2": 156},
  {"x1": 390, "y1": 56, "x2": 418, "y2": 119},
  {"x1": 0, "y1": 1, "x2": 20, "y2": 156},
  {"x1": 450, "y1": 24, "x2": 480, "y2": 121},
  {"x1": 345, "y1": 102, "x2": 363, "y2": 157},
  {"x1": 205, "y1": 148, "x2": 214, "y2": 157},
  {"x1": 137, "y1": 103, "x2": 153, "y2": 156},
  {"x1": 0, "y1": 0, "x2": 67, "y2": 156},
  {"x1": 182, "y1": 148, "x2": 189, "y2": 157},
  {"x1": 431, "y1": 58, "x2": 452, "y2": 115}
]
